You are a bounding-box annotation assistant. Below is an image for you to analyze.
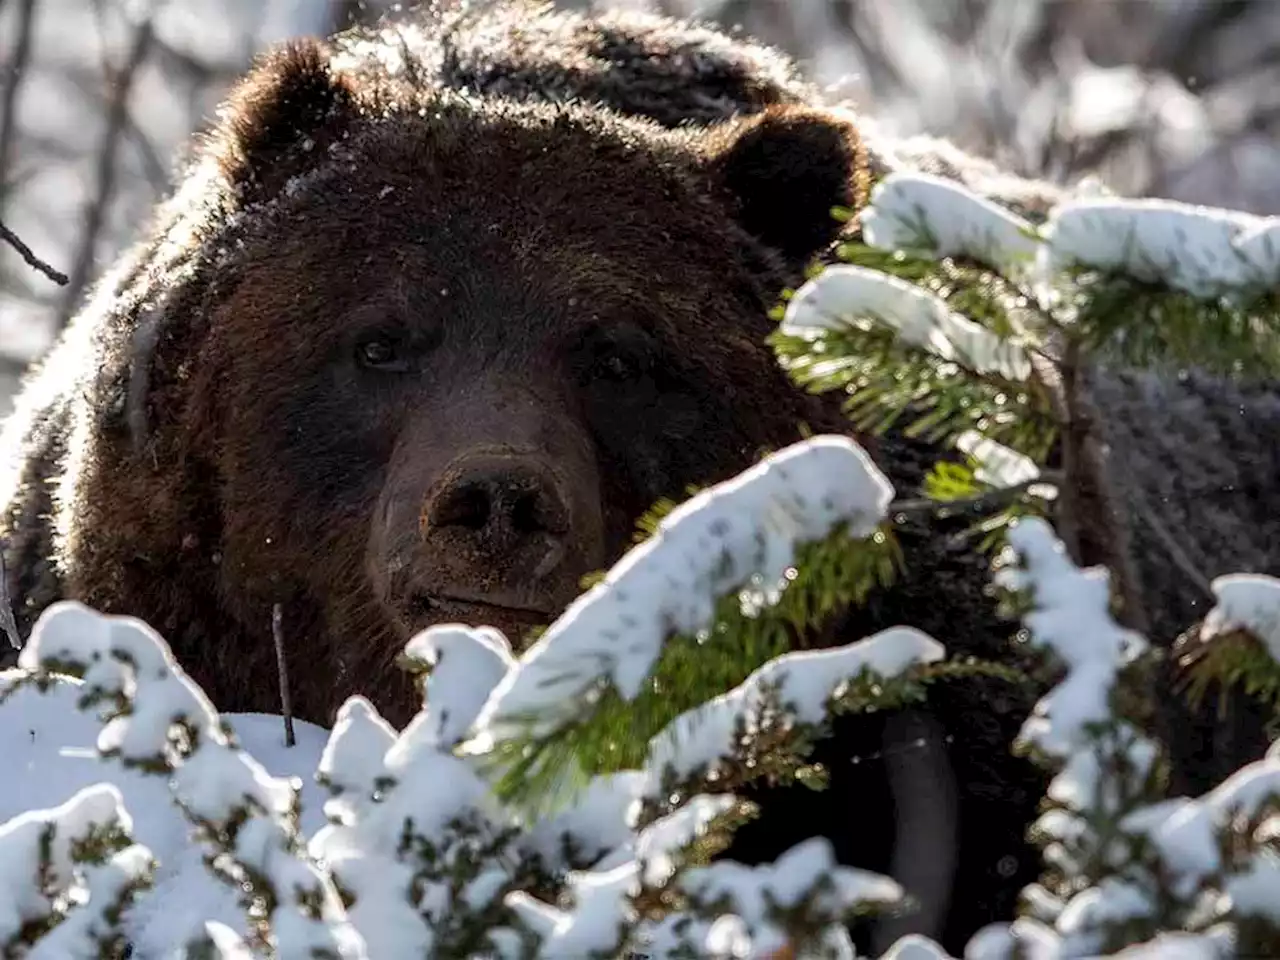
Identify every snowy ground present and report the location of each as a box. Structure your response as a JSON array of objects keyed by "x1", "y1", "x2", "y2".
[{"x1": 1, "y1": 671, "x2": 330, "y2": 954}]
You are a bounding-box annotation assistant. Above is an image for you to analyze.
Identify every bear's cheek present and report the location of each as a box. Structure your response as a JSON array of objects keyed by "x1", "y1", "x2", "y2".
[{"x1": 211, "y1": 365, "x2": 398, "y2": 594}]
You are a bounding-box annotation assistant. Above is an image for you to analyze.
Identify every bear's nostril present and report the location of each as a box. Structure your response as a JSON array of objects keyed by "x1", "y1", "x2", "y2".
[
  {"x1": 511, "y1": 489, "x2": 544, "y2": 534},
  {"x1": 433, "y1": 482, "x2": 491, "y2": 530}
]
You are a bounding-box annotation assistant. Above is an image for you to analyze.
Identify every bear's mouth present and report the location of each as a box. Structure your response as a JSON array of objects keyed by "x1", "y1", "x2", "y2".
[{"x1": 403, "y1": 592, "x2": 554, "y2": 639}]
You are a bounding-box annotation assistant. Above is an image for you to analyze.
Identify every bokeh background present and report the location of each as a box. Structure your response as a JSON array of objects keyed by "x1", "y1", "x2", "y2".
[{"x1": 3, "y1": 0, "x2": 1280, "y2": 415}]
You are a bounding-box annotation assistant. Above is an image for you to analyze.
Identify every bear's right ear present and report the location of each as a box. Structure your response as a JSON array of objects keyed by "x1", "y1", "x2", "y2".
[
  {"x1": 213, "y1": 37, "x2": 355, "y2": 203},
  {"x1": 702, "y1": 105, "x2": 870, "y2": 269}
]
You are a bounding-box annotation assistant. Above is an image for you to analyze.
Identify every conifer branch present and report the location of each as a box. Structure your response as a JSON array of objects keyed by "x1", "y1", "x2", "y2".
[{"x1": 891, "y1": 471, "x2": 1061, "y2": 518}]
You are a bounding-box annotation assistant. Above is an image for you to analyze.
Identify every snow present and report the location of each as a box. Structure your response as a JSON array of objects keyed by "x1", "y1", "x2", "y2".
[
  {"x1": 1055, "y1": 879, "x2": 1153, "y2": 956},
  {"x1": 996, "y1": 518, "x2": 1148, "y2": 758},
  {"x1": 883, "y1": 934, "x2": 956, "y2": 959},
  {"x1": 520, "y1": 771, "x2": 647, "y2": 873},
  {"x1": 0, "y1": 492, "x2": 945, "y2": 959},
  {"x1": 646, "y1": 627, "x2": 944, "y2": 783},
  {"x1": 0, "y1": 783, "x2": 142, "y2": 945},
  {"x1": 1066, "y1": 64, "x2": 1150, "y2": 140},
  {"x1": 1199, "y1": 573, "x2": 1280, "y2": 662},
  {"x1": 780, "y1": 264, "x2": 1033, "y2": 381},
  {"x1": 315, "y1": 697, "x2": 396, "y2": 823},
  {"x1": 678, "y1": 838, "x2": 902, "y2": 956},
  {"x1": 467, "y1": 436, "x2": 894, "y2": 749},
  {"x1": 1110, "y1": 929, "x2": 1235, "y2": 959},
  {"x1": 1038, "y1": 197, "x2": 1280, "y2": 297},
  {"x1": 0, "y1": 666, "x2": 333, "y2": 954},
  {"x1": 26, "y1": 841, "x2": 153, "y2": 959},
  {"x1": 401, "y1": 624, "x2": 516, "y2": 747},
  {"x1": 1047, "y1": 737, "x2": 1157, "y2": 814},
  {"x1": 1225, "y1": 850, "x2": 1280, "y2": 921},
  {"x1": 1144, "y1": 757, "x2": 1280, "y2": 894},
  {"x1": 964, "y1": 917, "x2": 1061, "y2": 960},
  {"x1": 8, "y1": 603, "x2": 362, "y2": 958},
  {"x1": 594, "y1": 794, "x2": 739, "y2": 886},
  {"x1": 534, "y1": 862, "x2": 638, "y2": 957},
  {"x1": 853, "y1": 173, "x2": 1280, "y2": 315},
  {"x1": 310, "y1": 698, "x2": 509, "y2": 957},
  {"x1": 862, "y1": 172, "x2": 1039, "y2": 276},
  {"x1": 195, "y1": 922, "x2": 258, "y2": 959},
  {"x1": 956, "y1": 430, "x2": 1042, "y2": 489}
]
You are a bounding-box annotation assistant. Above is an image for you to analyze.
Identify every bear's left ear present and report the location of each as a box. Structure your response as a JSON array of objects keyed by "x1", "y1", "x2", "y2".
[
  {"x1": 213, "y1": 37, "x2": 356, "y2": 203},
  {"x1": 702, "y1": 105, "x2": 869, "y2": 268}
]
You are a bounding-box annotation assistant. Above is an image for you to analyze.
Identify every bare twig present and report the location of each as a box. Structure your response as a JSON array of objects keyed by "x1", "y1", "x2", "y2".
[
  {"x1": 0, "y1": 220, "x2": 67, "y2": 284},
  {"x1": 271, "y1": 603, "x2": 296, "y2": 748},
  {"x1": 0, "y1": 542, "x2": 22, "y2": 651},
  {"x1": 56, "y1": 8, "x2": 155, "y2": 326},
  {"x1": 0, "y1": 0, "x2": 38, "y2": 208}
]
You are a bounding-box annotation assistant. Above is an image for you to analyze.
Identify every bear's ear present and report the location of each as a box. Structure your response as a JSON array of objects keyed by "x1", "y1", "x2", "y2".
[
  {"x1": 702, "y1": 106, "x2": 869, "y2": 267},
  {"x1": 213, "y1": 37, "x2": 355, "y2": 202}
]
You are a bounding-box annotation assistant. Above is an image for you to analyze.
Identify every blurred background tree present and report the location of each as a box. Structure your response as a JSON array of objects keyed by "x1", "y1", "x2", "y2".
[{"x1": 3, "y1": 0, "x2": 1279, "y2": 414}]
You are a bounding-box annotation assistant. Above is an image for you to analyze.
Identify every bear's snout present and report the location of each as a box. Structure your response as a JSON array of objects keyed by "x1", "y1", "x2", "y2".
[{"x1": 373, "y1": 438, "x2": 605, "y2": 643}]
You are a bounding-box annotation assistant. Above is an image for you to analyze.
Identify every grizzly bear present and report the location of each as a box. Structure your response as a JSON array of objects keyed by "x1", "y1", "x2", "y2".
[{"x1": 2, "y1": 2, "x2": 1277, "y2": 953}]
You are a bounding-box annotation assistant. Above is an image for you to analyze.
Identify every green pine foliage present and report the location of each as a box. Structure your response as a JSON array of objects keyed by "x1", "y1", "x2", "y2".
[{"x1": 487, "y1": 520, "x2": 904, "y2": 807}]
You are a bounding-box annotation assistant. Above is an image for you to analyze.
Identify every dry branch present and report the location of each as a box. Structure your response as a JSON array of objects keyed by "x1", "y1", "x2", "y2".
[
  {"x1": 56, "y1": 8, "x2": 155, "y2": 327},
  {"x1": 0, "y1": 542, "x2": 21, "y2": 651},
  {"x1": 0, "y1": 0, "x2": 37, "y2": 207},
  {"x1": 0, "y1": 220, "x2": 66, "y2": 284},
  {"x1": 272, "y1": 603, "x2": 296, "y2": 748}
]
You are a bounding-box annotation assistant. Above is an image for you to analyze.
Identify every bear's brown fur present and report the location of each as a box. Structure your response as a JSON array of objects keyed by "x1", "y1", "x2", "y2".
[
  {"x1": 1, "y1": 24, "x2": 875, "y2": 727},
  {"x1": 3, "y1": 2, "x2": 1276, "y2": 953}
]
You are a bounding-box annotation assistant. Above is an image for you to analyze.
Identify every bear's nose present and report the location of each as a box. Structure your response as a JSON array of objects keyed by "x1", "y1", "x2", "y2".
[
  {"x1": 426, "y1": 457, "x2": 570, "y2": 545},
  {"x1": 405, "y1": 454, "x2": 574, "y2": 617}
]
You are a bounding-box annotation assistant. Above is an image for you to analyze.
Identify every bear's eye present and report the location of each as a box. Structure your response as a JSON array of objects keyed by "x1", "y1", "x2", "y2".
[
  {"x1": 591, "y1": 350, "x2": 640, "y2": 382},
  {"x1": 355, "y1": 335, "x2": 408, "y2": 373}
]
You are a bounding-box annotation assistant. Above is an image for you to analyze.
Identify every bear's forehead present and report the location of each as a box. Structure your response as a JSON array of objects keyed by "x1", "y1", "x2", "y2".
[
  {"x1": 242, "y1": 118, "x2": 748, "y2": 296},
  {"x1": 315, "y1": 100, "x2": 708, "y2": 213},
  {"x1": 227, "y1": 219, "x2": 726, "y2": 342}
]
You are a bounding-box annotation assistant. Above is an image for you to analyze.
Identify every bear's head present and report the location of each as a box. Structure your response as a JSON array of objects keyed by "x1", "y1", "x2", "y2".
[{"x1": 97, "y1": 38, "x2": 869, "y2": 726}]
